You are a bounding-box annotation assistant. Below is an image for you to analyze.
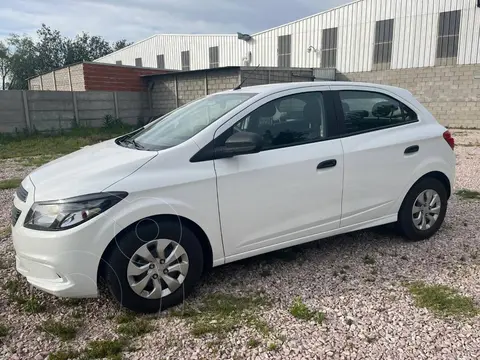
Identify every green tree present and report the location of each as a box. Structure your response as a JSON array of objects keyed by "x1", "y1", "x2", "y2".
[
  {"x1": 112, "y1": 39, "x2": 133, "y2": 51},
  {"x1": 6, "y1": 35, "x2": 38, "y2": 89},
  {"x1": 0, "y1": 41, "x2": 11, "y2": 90}
]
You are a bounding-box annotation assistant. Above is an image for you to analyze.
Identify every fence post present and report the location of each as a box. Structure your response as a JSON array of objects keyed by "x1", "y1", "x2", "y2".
[
  {"x1": 174, "y1": 75, "x2": 179, "y2": 108},
  {"x1": 72, "y1": 92, "x2": 79, "y2": 126},
  {"x1": 113, "y1": 92, "x2": 119, "y2": 119},
  {"x1": 22, "y1": 91, "x2": 32, "y2": 131},
  {"x1": 204, "y1": 71, "x2": 208, "y2": 95}
]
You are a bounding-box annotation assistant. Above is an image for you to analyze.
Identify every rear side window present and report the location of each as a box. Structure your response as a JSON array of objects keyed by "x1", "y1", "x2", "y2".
[{"x1": 339, "y1": 91, "x2": 418, "y2": 134}]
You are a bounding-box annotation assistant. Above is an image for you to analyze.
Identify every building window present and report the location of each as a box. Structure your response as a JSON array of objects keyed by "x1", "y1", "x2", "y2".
[
  {"x1": 115, "y1": 60, "x2": 122, "y2": 65},
  {"x1": 209, "y1": 46, "x2": 219, "y2": 68},
  {"x1": 321, "y1": 27, "x2": 338, "y2": 68},
  {"x1": 373, "y1": 19, "x2": 394, "y2": 70},
  {"x1": 181, "y1": 50, "x2": 190, "y2": 71},
  {"x1": 436, "y1": 10, "x2": 461, "y2": 65},
  {"x1": 278, "y1": 35, "x2": 291, "y2": 67},
  {"x1": 135, "y1": 58, "x2": 143, "y2": 67},
  {"x1": 157, "y1": 54, "x2": 165, "y2": 69}
]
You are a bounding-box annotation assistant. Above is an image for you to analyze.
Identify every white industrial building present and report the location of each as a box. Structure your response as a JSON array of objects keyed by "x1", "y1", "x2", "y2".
[{"x1": 94, "y1": 0, "x2": 480, "y2": 73}]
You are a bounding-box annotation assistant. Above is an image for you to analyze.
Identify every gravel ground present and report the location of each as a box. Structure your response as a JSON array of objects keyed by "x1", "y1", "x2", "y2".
[{"x1": 0, "y1": 131, "x2": 479, "y2": 360}]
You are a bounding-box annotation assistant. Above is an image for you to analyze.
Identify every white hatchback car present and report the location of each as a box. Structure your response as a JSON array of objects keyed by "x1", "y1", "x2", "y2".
[{"x1": 12, "y1": 82, "x2": 455, "y2": 313}]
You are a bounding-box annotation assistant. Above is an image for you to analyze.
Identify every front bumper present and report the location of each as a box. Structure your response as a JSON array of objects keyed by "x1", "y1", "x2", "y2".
[{"x1": 11, "y1": 177, "x2": 110, "y2": 298}]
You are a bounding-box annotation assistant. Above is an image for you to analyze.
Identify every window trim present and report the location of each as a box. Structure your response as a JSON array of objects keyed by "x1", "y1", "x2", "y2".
[
  {"x1": 277, "y1": 34, "x2": 292, "y2": 67},
  {"x1": 436, "y1": 10, "x2": 461, "y2": 60},
  {"x1": 209, "y1": 46, "x2": 219, "y2": 68},
  {"x1": 332, "y1": 90, "x2": 420, "y2": 138},
  {"x1": 321, "y1": 27, "x2": 338, "y2": 69},
  {"x1": 373, "y1": 19, "x2": 394, "y2": 68},
  {"x1": 181, "y1": 50, "x2": 190, "y2": 71},
  {"x1": 191, "y1": 90, "x2": 339, "y2": 162}
]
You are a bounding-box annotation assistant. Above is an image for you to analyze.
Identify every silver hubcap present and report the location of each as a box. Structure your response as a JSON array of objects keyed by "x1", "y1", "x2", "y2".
[
  {"x1": 412, "y1": 189, "x2": 441, "y2": 231},
  {"x1": 127, "y1": 239, "x2": 189, "y2": 299}
]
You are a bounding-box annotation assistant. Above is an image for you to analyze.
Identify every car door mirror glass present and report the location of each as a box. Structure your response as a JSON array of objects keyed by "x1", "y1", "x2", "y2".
[{"x1": 216, "y1": 131, "x2": 263, "y2": 159}]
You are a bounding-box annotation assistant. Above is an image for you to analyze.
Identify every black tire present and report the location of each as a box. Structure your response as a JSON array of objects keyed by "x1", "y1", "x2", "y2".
[
  {"x1": 104, "y1": 218, "x2": 204, "y2": 313},
  {"x1": 397, "y1": 177, "x2": 448, "y2": 241}
]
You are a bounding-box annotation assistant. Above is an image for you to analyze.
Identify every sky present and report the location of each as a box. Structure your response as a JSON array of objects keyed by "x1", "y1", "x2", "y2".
[{"x1": 0, "y1": 0, "x2": 352, "y2": 42}]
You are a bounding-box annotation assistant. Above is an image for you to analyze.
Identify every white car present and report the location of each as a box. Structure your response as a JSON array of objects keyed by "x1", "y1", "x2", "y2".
[{"x1": 12, "y1": 82, "x2": 455, "y2": 313}]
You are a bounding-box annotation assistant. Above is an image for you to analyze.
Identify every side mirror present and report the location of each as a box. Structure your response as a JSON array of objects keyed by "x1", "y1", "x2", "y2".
[{"x1": 216, "y1": 131, "x2": 263, "y2": 159}]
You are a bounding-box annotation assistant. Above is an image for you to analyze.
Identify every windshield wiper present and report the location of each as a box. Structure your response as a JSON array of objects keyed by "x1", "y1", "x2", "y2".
[{"x1": 120, "y1": 137, "x2": 145, "y2": 150}]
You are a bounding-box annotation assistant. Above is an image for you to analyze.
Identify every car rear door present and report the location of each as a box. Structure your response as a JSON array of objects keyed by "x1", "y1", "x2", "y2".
[
  {"x1": 330, "y1": 84, "x2": 424, "y2": 228},
  {"x1": 211, "y1": 87, "x2": 344, "y2": 261}
]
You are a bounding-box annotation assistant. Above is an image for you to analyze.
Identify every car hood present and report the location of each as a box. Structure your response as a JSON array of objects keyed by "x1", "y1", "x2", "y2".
[{"x1": 29, "y1": 139, "x2": 157, "y2": 202}]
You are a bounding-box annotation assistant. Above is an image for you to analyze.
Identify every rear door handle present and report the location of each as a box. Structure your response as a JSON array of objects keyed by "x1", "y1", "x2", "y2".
[
  {"x1": 404, "y1": 145, "x2": 419, "y2": 154},
  {"x1": 317, "y1": 159, "x2": 337, "y2": 170}
]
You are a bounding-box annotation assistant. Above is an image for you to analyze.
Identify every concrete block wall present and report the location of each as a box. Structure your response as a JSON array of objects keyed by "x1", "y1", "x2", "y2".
[
  {"x1": 207, "y1": 68, "x2": 240, "y2": 94},
  {"x1": 176, "y1": 73, "x2": 206, "y2": 106},
  {"x1": 55, "y1": 68, "x2": 71, "y2": 91},
  {"x1": 337, "y1": 64, "x2": 480, "y2": 128},
  {"x1": 69, "y1": 64, "x2": 86, "y2": 91},
  {"x1": 151, "y1": 77, "x2": 177, "y2": 116}
]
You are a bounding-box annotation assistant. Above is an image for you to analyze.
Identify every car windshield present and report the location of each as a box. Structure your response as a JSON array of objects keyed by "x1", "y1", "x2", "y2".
[{"x1": 122, "y1": 92, "x2": 256, "y2": 151}]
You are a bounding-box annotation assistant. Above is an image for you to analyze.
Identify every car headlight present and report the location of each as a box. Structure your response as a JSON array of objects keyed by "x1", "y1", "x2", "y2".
[{"x1": 24, "y1": 192, "x2": 128, "y2": 231}]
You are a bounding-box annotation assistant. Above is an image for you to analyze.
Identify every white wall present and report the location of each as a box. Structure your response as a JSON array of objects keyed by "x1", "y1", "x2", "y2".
[{"x1": 95, "y1": 0, "x2": 480, "y2": 73}]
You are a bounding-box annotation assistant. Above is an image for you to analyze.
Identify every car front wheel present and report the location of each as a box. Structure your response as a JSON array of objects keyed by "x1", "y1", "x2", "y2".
[
  {"x1": 103, "y1": 219, "x2": 204, "y2": 313},
  {"x1": 397, "y1": 177, "x2": 448, "y2": 241}
]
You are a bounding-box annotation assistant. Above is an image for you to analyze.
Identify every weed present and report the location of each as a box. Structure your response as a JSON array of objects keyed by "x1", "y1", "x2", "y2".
[
  {"x1": 247, "y1": 338, "x2": 260, "y2": 348},
  {"x1": 406, "y1": 281, "x2": 479, "y2": 317},
  {"x1": 0, "y1": 323, "x2": 9, "y2": 337},
  {"x1": 21, "y1": 155, "x2": 59, "y2": 168},
  {"x1": 289, "y1": 297, "x2": 325, "y2": 324},
  {"x1": 456, "y1": 189, "x2": 480, "y2": 200},
  {"x1": 0, "y1": 178, "x2": 22, "y2": 190},
  {"x1": 114, "y1": 311, "x2": 137, "y2": 324},
  {"x1": 363, "y1": 255, "x2": 376, "y2": 265},
  {"x1": 173, "y1": 292, "x2": 270, "y2": 337},
  {"x1": 39, "y1": 319, "x2": 80, "y2": 341},
  {"x1": 116, "y1": 319, "x2": 153, "y2": 337},
  {"x1": 0, "y1": 226, "x2": 11, "y2": 239},
  {"x1": 267, "y1": 343, "x2": 279, "y2": 351},
  {"x1": 84, "y1": 339, "x2": 126, "y2": 359},
  {"x1": 48, "y1": 350, "x2": 81, "y2": 360},
  {"x1": 3, "y1": 279, "x2": 45, "y2": 313}
]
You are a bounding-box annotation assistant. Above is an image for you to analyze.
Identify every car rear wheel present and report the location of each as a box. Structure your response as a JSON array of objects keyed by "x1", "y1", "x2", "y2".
[
  {"x1": 397, "y1": 177, "x2": 448, "y2": 241},
  {"x1": 104, "y1": 219, "x2": 204, "y2": 313}
]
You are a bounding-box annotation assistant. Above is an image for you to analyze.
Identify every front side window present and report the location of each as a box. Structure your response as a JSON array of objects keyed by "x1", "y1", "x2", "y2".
[
  {"x1": 229, "y1": 92, "x2": 326, "y2": 150},
  {"x1": 126, "y1": 93, "x2": 255, "y2": 150},
  {"x1": 339, "y1": 91, "x2": 418, "y2": 134}
]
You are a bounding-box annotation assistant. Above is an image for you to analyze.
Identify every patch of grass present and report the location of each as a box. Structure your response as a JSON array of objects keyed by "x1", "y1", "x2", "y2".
[
  {"x1": 246, "y1": 315, "x2": 272, "y2": 336},
  {"x1": 267, "y1": 343, "x2": 279, "y2": 351},
  {"x1": 3, "y1": 278, "x2": 45, "y2": 313},
  {"x1": 116, "y1": 319, "x2": 153, "y2": 338},
  {"x1": 20, "y1": 155, "x2": 59, "y2": 168},
  {"x1": 0, "y1": 226, "x2": 11, "y2": 239},
  {"x1": 289, "y1": 297, "x2": 325, "y2": 324},
  {"x1": 0, "y1": 323, "x2": 9, "y2": 337},
  {"x1": 363, "y1": 255, "x2": 376, "y2": 265},
  {"x1": 406, "y1": 281, "x2": 479, "y2": 317},
  {"x1": 39, "y1": 319, "x2": 81, "y2": 341},
  {"x1": 0, "y1": 126, "x2": 131, "y2": 159},
  {"x1": 84, "y1": 339, "x2": 125, "y2": 360},
  {"x1": 114, "y1": 311, "x2": 137, "y2": 324},
  {"x1": 172, "y1": 292, "x2": 270, "y2": 337},
  {"x1": 48, "y1": 350, "x2": 81, "y2": 360},
  {"x1": 59, "y1": 298, "x2": 83, "y2": 307},
  {"x1": 247, "y1": 338, "x2": 260, "y2": 348},
  {"x1": 456, "y1": 189, "x2": 480, "y2": 200},
  {"x1": 0, "y1": 178, "x2": 22, "y2": 190}
]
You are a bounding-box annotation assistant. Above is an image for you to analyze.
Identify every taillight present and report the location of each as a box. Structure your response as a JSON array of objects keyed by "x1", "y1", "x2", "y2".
[{"x1": 443, "y1": 130, "x2": 455, "y2": 150}]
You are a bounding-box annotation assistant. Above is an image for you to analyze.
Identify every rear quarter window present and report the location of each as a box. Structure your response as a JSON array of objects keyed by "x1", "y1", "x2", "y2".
[{"x1": 339, "y1": 91, "x2": 418, "y2": 134}]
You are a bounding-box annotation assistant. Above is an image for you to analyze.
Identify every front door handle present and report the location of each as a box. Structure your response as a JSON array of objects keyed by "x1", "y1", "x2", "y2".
[
  {"x1": 317, "y1": 159, "x2": 337, "y2": 170},
  {"x1": 404, "y1": 145, "x2": 419, "y2": 154}
]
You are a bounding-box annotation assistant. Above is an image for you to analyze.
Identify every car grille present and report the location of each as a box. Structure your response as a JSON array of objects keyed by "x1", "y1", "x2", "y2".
[
  {"x1": 16, "y1": 184, "x2": 28, "y2": 202},
  {"x1": 11, "y1": 206, "x2": 22, "y2": 226}
]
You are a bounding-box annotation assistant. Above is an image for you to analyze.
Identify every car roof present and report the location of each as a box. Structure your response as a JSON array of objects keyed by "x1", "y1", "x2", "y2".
[{"x1": 227, "y1": 81, "x2": 412, "y2": 98}]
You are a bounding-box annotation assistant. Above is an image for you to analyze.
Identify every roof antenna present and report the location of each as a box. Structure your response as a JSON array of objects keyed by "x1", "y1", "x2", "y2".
[{"x1": 234, "y1": 64, "x2": 260, "y2": 90}]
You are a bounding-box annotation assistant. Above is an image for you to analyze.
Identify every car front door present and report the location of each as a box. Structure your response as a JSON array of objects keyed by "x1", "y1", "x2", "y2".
[
  {"x1": 331, "y1": 85, "x2": 422, "y2": 227},
  {"x1": 212, "y1": 88, "x2": 344, "y2": 261}
]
